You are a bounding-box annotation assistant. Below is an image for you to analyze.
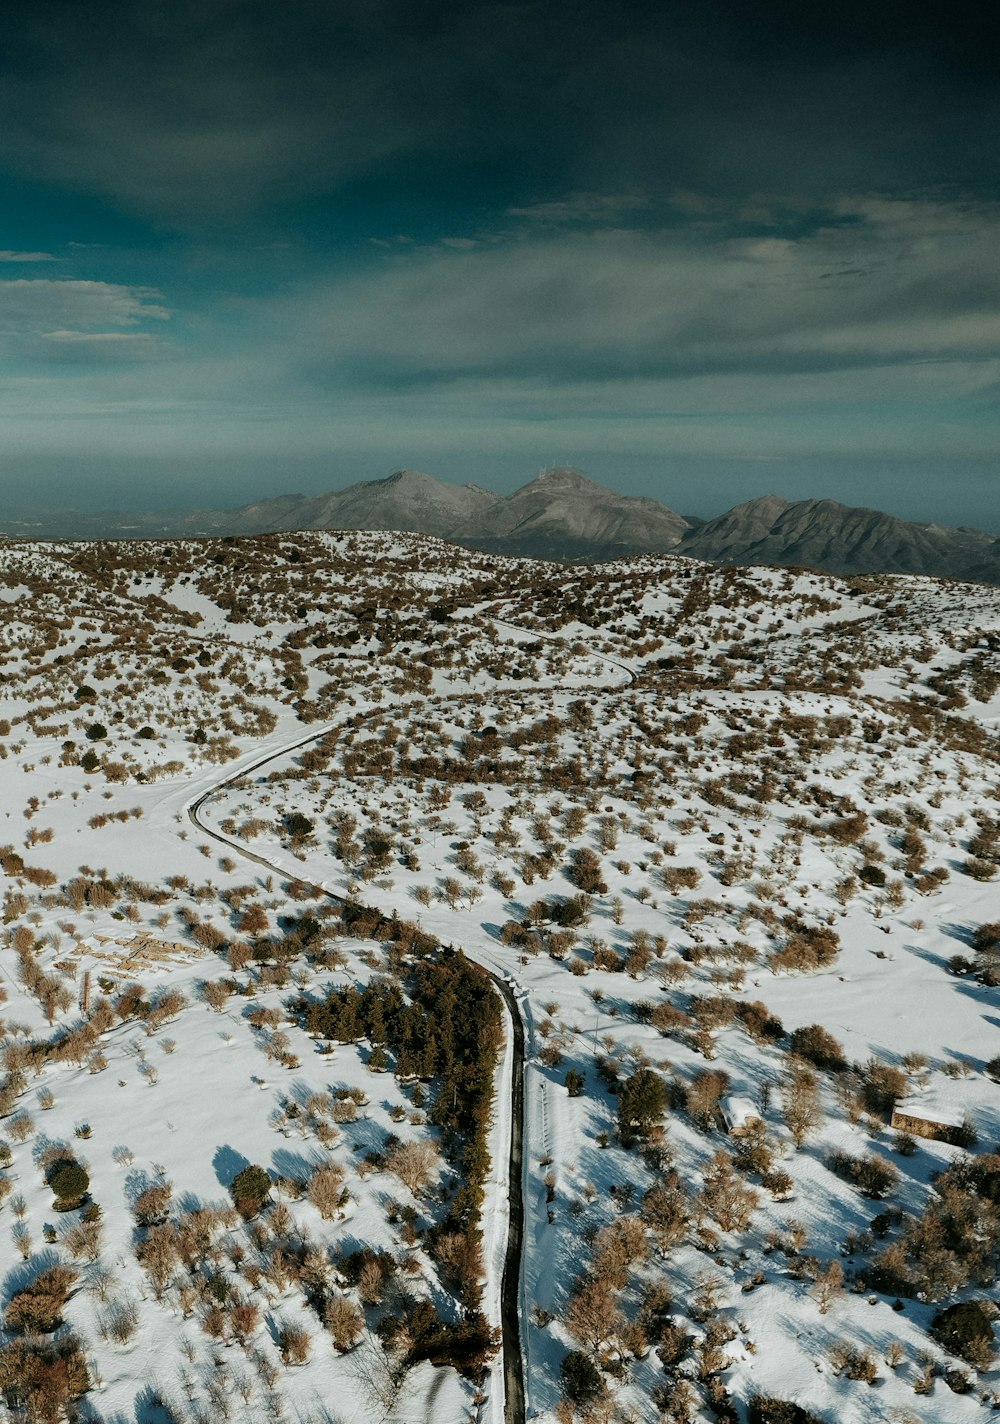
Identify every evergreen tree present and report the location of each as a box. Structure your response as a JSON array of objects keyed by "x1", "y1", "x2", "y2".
[
  {"x1": 561, "y1": 1349, "x2": 602, "y2": 1404},
  {"x1": 618, "y1": 1068, "x2": 666, "y2": 1139}
]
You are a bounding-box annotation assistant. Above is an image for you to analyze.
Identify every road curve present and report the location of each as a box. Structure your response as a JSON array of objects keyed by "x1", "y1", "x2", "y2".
[
  {"x1": 491, "y1": 615, "x2": 636, "y2": 687},
  {"x1": 185, "y1": 732, "x2": 527, "y2": 1424},
  {"x1": 181, "y1": 613, "x2": 629, "y2": 1419}
]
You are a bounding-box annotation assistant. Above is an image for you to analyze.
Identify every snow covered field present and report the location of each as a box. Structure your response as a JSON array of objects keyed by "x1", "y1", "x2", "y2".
[{"x1": 0, "y1": 530, "x2": 998, "y2": 1424}]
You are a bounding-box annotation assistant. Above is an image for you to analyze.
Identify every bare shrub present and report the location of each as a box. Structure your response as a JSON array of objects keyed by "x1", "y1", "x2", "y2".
[
  {"x1": 101, "y1": 1296, "x2": 141, "y2": 1344},
  {"x1": 686, "y1": 1069, "x2": 729, "y2": 1131},
  {"x1": 324, "y1": 1293, "x2": 364, "y2": 1351},
  {"x1": 307, "y1": 1162, "x2": 347, "y2": 1220},
  {"x1": 564, "y1": 1277, "x2": 622, "y2": 1349},
  {"x1": 202, "y1": 980, "x2": 231, "y2": 1012},
  {"x1": 782, "y1": 1065, "x2": 824, "y2": 1148},
  {"x1": 385, "y1": 1139, "x2": 440, "y2": 1198},
  {"x1": 6, "y1": 1265, "x2": 78, "y2": 1332},
  {"x1": 810, "y1": 1260, "x2": 845, "y2": 1313},
  {"x1": 278, "y1": 1323, "x2": 311, "y2": 1365},
  {"x1": 133, "y1": 1181, "x2": 173, "y2": 1225},
  {"x1": 699, "y1": 1151, "x2": 759, "y2": 1232}
]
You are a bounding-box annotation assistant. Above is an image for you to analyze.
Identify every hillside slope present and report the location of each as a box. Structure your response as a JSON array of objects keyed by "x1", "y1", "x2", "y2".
[
  {"x1": 450, "y1": 466, "x2": 690, "y2": 558},
  {"x1": 679, "y1": 494, "x2": 1000, "y2": 581},
  {"x1": 0, "y1": 531, "x2": 999, "y2": 1424}
]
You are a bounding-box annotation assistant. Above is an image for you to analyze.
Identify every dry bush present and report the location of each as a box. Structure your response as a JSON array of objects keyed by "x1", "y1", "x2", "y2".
[
  {"x1": 782, "y1": 1065, "x2": 824, "y2": 1148},
  {"x1": 23, "y1": 865, "x2": 58, "y2": 887},
  {"x1": 699, "y1": 1151, "x2": 759, "y2": 1232},
  {"x1": 146, "y1": 989, "x2": 188, "y2": 1029},
  {"x1": 771, "y1": 923, "x2": 840, "y2": 973},
  {"x1": 0, "y1": 1336, "x2": 90, "y2": 1420},
  {"x1": 827, "y1": 1148, "x2": 899, "y2": 1199},
  {"x1": 6, "y1": 1265, "x2": 78, "y2": 1332},
  {"x1": 809, "y1": 1260, "x2": 844, "y2": 1313},
  {"x1": 385, "y1": 1139, "x2": 440, "y2": 1198},
  {"x1": 307, "y1": 1162, "x2": 347, "y2": 1220},
  {"x1": 642, "y1": 1179, "x2": 689, "y2": 1252},
  {"x1": 133, "y1": 1181, "x2": 173, "y2": 1225},
  {"x1": 62, "y1": 1218, "x2": 103, "y2": 1263},
  {"x1": 12, "y1": 925, "x2": 36, "y2": 954},
  {"x1": 592, "y1": 1215, "x2": 648, "y2": 1288},
  {"x1": 230, "y1": 1299, "x2": 262, "y2": 1342},
  {"x1": 860, "y1": 1058, "x2": 908, "y2": 1114},
  {"x1": 8, "y1": 1114, "x2": 35, "y2": 1143},
  {"x1": 662, "y1": 866, "x2": 701, "y2": 894},
  {"x1": 686, "y1": 1069, "x2": 729, "y2": 1131},
  {"x1": 564, "y1": 1277, "x2": 623, "y2": 1350},
  {"x1": 828, "y1": 1340, "x2": 879, "y2": 1382},
  {"x1": 789, "y1": 1023, "x2": 846, "y2": 1072},
  {"x1": 238, "y1": 903, "x2": 269, "y2": 936},
  {"x1": 278, "y1": 1323, "x2": 311, "y2": 1365},
  {"x1": 202, "y1": 980, "x2": 231, "y2": 1012},
  {"x1": 101, "y1": 1296, "x2": 140, "y2": 1344},
  {"x1": 193, "y1": 922, "x2": 227, "y2": 951},
  {"x1": 136, "y1": 1223, "x2": 180, "y2": 1297},
  {"x1": 358, "y1": 1257, "x2": 385, "y2": 1304},
  {"x1": 324, "y1": 1293, "x2": 364, "y2": 1351}
]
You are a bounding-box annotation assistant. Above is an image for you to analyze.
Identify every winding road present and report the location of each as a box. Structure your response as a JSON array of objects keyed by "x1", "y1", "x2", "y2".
[
  {"x1": 182, "y1": 619, "x2": 634, "y2": 1421},
  {"x1": 186, "y1": 725, "x2": 528, "y2": 1424}
]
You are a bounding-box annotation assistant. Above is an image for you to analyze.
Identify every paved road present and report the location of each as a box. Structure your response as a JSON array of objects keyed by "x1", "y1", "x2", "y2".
[
  {"x1": 180, "y1": 613, "x2": 631, "y2": 1420},
  {"x1": 485, "y1": 972, "x2": 526, "y2": 1424},
  {"x1": 186, "y1": 729, "x2": 528, "y2": 1424}
]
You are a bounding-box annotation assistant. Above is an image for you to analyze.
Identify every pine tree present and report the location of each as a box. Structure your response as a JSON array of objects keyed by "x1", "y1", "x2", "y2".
[{"x1": 618, "y1": 1068, "x2": 666, "y2": 1139}]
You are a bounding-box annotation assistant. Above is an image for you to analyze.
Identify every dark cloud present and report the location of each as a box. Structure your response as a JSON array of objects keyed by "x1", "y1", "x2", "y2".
[
  {"x1": 0, "y1": 1, "x2": 995, "y2": 529},
  {"x1": 0, "y1": 1, "x2": 993, "y2": 226},
  {"x1": 0, "y1": 1, "x2": 447, "y2": 220}
]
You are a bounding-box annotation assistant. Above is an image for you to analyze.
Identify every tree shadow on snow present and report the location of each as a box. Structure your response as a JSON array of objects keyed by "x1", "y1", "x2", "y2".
[
  {"x1": 954, "y1": 979, "x2": 1000, "y2": 1013},
  {"x1": 2, "y1": 1247, "x2": 61, "y2": 1305},
  {"x1": 212, "y1": 1143, "x2": 251, "y2": 1189},
  {"x1": 940, "y1": 919, "x2": 979, "y2": 947},
  {"x1": 901, "y1": 939, "x2": 954, "y2": 971},
  {"x1": 271, "y1": 1146, "x2": 323, "y2": 1181},
  {"x1": 133, "y1": 1385, "x2": 183, "y2": 1424}
]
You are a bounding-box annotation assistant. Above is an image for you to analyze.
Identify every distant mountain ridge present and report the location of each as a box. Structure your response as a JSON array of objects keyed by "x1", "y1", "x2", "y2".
[
  {"x1": 3, "y1": 467, "x2": 999, "y2": 583},
  {"x1": 679, "y1": 495, "x2": 1000, "y2": 584}
]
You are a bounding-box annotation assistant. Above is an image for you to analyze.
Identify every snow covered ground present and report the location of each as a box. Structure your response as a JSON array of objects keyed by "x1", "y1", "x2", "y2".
[{"x1": 0, "y1": 530, "x2": 998, "y2": 1424}]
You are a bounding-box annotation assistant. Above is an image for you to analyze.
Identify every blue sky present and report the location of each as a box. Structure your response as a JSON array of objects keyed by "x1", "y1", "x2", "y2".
[{"x1": 0, "y1": 0, "x2": 998, "y2": 530}]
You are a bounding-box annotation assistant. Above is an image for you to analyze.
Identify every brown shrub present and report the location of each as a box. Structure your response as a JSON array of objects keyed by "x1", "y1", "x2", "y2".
[
  {"x1": 687, "y1": 1069, "x2": 729, "y2": 1131},
  {"x1": 6, "y1": 1266, "x2": 77, "y2": 1333},
  {"x1": 307, "y1": 1162, "x2": 347, "y2": 1220},
  {"x1": 324, "y1": 1293, "x2": 364, "y2": 1351}
]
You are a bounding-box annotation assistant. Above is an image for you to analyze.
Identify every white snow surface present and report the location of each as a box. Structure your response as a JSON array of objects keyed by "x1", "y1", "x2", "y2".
[{"x1": 0, "y1": 532, "x2": 999, "y2": 1423}]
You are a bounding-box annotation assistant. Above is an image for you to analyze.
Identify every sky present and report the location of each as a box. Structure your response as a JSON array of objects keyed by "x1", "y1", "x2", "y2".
[{"x1": 0, "y1": 0, "x2": 998, "y2": 531}]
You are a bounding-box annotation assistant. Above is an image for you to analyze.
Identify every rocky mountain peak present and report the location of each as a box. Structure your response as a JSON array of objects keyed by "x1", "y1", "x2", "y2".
[
  {"x1": 382, "y1": 468, "x2": 437, "y2": 487},
  {"x1": 1, "y1": 469, "x2": 997, "y2": 580},
  {"x1": 530, "y1": 466, "x2": 604, "y2": 492}
]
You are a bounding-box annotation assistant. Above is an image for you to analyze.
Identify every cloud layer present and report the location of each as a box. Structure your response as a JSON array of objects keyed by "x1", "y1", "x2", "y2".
[
  {"x1": 0, "y1": 279, "x2": 169, "y2": 363},
  {"x1": 283, "y1": 197, "x2": 1000, "y2": 384},
  {"x1": 0, "y1": 1, "x2": 993, "y2": 224},
  {"x1": 0, "y1": 0, "x2": 995, "y2": 526}
]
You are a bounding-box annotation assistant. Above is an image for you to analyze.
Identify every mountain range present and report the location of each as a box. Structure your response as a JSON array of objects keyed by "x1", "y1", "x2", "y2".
[{"x1": 3, "y1": 466, "x2": 999, "y2": 583}]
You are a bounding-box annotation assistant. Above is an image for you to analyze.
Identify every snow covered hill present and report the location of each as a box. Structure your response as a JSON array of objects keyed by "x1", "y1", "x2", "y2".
[{"x1": 0, "y1": 531, "x2": 998, "y2": 1424}]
